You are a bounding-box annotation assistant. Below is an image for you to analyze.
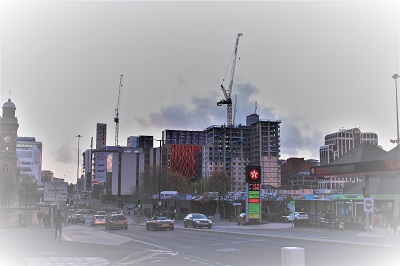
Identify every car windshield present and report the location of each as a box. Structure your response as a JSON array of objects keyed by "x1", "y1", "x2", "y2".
[
  {"x1": 193, "y1": 214, "x2": 207, "y2": 219},
  {"x1": 155, "y1": 216, "x2": 167, "y2": 220},
  {"x1": 95, "y1": 215, "x2": 105, "y2": 219}
]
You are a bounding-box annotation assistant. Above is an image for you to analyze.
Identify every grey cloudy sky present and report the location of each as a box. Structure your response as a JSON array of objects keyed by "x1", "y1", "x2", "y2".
[{"x1": 1, "y1": 0, "x2": 399, "y2": 184}]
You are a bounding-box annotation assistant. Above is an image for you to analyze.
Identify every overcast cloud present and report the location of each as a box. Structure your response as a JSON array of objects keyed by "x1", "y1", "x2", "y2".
[{"x1": 1, "y1": 1, "x2": 399, "y2": 184}]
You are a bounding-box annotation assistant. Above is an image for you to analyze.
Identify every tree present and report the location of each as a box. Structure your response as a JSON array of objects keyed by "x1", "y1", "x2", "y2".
[
  {"x1": 139, "y1": 165, "x2": 159, "y2": 200},
  {"x1": 206, "y1": 171, "x2": 232, "y2": 218},
  {"x1": 18, "y1": 177, "x2": 40, "y2": 208},
  {"x1": 0, "y1": 174, "x2": 17, "y2": 208},
  {"x1": 162, "y1": 170, "x2": 191, "y2": 194}
]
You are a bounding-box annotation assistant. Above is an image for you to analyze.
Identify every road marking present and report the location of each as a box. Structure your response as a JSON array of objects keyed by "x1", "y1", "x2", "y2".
[
  {"x1": 24, "y1": 257, "x2": 109, "y2": 265},
  {"x1": 63, "y1": 226, "x2": 131, "y2": 245},
  {"x1": 116, "y1": 249, "x2": 178, "y2": 265}
]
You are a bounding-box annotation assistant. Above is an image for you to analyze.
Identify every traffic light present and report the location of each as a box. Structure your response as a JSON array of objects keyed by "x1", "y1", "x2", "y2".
[{"x1": 66, "y1": 198, "x2": 70, "y2": 206}]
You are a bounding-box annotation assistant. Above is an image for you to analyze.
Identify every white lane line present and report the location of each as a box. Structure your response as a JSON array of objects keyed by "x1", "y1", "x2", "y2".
[{"x1": 24, "y1": 256, "x2": 109, "y2": 266}]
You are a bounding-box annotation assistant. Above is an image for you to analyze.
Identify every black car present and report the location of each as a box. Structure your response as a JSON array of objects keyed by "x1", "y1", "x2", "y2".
[
  {"x1": 105, "y1": 214, "x2": 128, "y2": 230},
  {"x1": 68, "y1": 214, "x2": 85, "y2": 224},
  {"x1": 183, "y1": 213, "x2": 212, "y2": 229},
  {"x1": 146, "y1": 216, "x2": 174, "y2": 231}
]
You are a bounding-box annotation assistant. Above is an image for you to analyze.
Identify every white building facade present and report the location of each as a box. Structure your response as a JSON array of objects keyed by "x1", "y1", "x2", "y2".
[
  {"x1": 319, "y1": 128, "x2": 379, "y2": 165},
  {"x1": 16, "y1": 137, "x2": 43, "y2": 184}
]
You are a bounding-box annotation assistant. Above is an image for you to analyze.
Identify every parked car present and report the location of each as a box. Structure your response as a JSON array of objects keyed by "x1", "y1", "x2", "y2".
[
  {"x1": 105, "y1": 214, "x2": 128, "y2": 230},
  {"x1": 91, "y1": 214, "x2": 106, "y2": 226},
  {"x1": 282, "y1": 212, "x2": 309, "y2": 222},
  {"x1": 183, "y1": 213, "x2": 212, "y2": 229},
  {"x1": 68, "y1": 214, "x2": 86, "y2": 224},
  {"x1": 146, "y1": 216, "x2": 175, "y2": 231}
]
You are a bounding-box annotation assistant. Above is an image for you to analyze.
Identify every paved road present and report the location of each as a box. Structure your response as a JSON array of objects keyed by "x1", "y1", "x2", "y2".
[{"x1": 1, "y1": 218, "x2": 399, "y2": 266}]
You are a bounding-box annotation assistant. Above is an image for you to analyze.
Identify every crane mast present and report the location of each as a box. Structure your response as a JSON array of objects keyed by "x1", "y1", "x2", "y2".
[
  {"x1": 217, "y1": 33, "x2": 243, "y2": 126},
  {"x1": 114, "y1": 74, "x2": 123, "y2": 146}
]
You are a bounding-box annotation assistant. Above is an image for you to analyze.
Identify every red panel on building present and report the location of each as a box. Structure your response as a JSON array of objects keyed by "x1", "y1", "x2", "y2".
[{"x1": 166, "y1": 144, "x2": 202, "y2": 178}]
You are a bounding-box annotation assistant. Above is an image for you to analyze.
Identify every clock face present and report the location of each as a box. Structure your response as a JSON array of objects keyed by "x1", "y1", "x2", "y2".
[{"x1": 3, "y1": 135, "x2": 12, "y2": 143}]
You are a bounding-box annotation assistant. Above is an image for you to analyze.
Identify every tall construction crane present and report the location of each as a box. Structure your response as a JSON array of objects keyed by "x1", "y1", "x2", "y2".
[
  {"x1": 114, "y1": 74, "x2": 123, "y2": 146},
  {"x1": 217, "y1": 33, "x2": 243, "y2": 127}
]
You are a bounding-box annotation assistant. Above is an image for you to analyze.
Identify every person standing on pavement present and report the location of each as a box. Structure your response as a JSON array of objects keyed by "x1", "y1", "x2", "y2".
[
  {"x1": 387, "y1": 213, "x2": 397, "y2": 235},
  {"x1": 37, "y1": 211, "x2": 43, "y2": 226},
  {"x1": 55, "y1": 209, "x2": 64, "y2": 240}
]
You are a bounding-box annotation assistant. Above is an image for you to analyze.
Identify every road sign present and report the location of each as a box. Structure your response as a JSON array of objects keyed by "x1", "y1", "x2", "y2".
[
  {"x1": 364, "y1": 198, "x2": 374, "y2": 213},
  {"x1": 44, "y1": 182, "x2": 68, "y2": 202}
]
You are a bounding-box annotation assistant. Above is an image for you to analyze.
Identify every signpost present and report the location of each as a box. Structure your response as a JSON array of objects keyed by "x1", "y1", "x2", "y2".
[
  {"x1": 44, "y1": 182, "x2": 68, "y2": 203},
  {"x1": 246, "y1": 166, "x2": 261, "y2": 223},
  {"x1": 364, "y1": 198, "x2": 374, "y2": 213}
]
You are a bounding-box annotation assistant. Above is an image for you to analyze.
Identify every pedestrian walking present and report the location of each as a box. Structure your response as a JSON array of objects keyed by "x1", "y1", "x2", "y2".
[
  {"x1": 55, "y1": 209, "x2": 64, "y2": 240},
  {"x1": 387, "y1": 213, "x2": 398, "y2": 235},
  {"x1": 37, "y1": 211, "x2": 43, "y2": 226}
]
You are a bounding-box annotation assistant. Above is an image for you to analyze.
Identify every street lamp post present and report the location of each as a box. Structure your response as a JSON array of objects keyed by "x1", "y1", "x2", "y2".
[
  {"x1": 152, "y1": 139, "x2": 165, "y2": 214},
  {"x1": 392, "y1": 73, "x2": 399, "y2": 146},
  {"x1": 75, "y1": 135, "x2": 83, "y2": 195}
]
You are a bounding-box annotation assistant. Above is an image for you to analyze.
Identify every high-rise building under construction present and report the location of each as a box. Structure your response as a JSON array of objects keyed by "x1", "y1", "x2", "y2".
[{"x1": 203, "y1": 113, "x2": 281, "y2": 191}]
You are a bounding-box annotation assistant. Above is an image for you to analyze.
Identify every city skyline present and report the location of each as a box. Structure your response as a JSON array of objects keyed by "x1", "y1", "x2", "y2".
[{"x1": 2, "y1": 1, "x2": 399, "y2": 184}]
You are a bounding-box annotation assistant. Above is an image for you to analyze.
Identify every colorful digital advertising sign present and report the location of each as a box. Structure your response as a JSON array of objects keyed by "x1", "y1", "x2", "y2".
[{"x1": 246, "y1": 166, "x2": 261, "y2": 221}]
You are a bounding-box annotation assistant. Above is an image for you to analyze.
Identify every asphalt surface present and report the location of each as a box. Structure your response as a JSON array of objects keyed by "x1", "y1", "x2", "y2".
[
  {"x1": 130, "y1": 216, "x2": 400, "y2": 248},
  {"x1": 1, "y1": 216, "x2": 399, "y2": 266}
]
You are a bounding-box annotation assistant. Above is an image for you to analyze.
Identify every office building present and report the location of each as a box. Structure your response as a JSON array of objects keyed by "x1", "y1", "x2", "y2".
[
  {"x1": 41, "y1": 170, "x2": 54, "y2": 183},
  {"x1": 96, "y1": 123, "x2": 107, "y2": 149},
  {"x1": 320, "y1": 128, "x2": 379, "y2": 165},
  {"x1": 16, "y1": 137, "x2": 43, "y2": 184},
  {"x1": 162, "y1": 129, "x2": 206, "y2": 145}
]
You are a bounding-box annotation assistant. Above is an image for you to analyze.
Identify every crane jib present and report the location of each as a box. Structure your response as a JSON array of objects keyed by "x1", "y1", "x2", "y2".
[{"x1": 217, "y1": 33, "x2": 243, "y2": 126}]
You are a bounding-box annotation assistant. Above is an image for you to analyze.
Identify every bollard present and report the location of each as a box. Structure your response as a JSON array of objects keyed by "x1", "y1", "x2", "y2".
[{"x1": 281, "y1": 247, "x2": 305, "y2": 266}]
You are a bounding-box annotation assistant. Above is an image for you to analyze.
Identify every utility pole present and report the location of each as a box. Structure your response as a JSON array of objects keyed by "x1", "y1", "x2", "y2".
[
  {"x1": 75, "y1": 135, "x2": 83, "y2": 195},
  {"x1": 392, "y1": 73, "x2": 399, "y2": 145}
]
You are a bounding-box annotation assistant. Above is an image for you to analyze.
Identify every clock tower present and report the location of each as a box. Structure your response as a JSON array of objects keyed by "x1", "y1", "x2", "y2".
[{"x1": 0, "y1": 98, "x2": 19, "y2": 207}]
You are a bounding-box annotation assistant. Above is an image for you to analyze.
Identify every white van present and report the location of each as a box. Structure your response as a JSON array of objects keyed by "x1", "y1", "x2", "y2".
[{"x1": 160, "y1": 191, "x2": 178, "y2": 199}]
